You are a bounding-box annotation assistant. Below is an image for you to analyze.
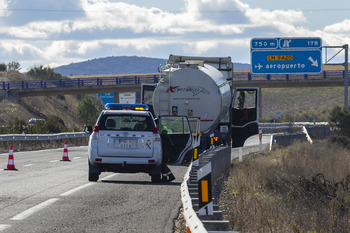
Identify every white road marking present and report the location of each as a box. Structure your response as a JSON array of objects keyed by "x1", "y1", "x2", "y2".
[
  {"x1": 0, "y1": 224, "x2": 11, "y2": 231},
  {"x1": 11, "y1": 198, "x2": 59, "y2": 221},
  {"x1": 49, "y1": 160, "x2": 59, "y2": 163},
  {"x1": 101, "y1": 173, "x2": 118, "y2": 180},
  {"x1": 23, "y1": 164, "x2": 34, "y2": 167},
  {"x1": 60, "y1": 183, "x2": 94, "y2": 197},
  {"x1": 72, "y1": 157, "x2": 81, "y2": 160}
]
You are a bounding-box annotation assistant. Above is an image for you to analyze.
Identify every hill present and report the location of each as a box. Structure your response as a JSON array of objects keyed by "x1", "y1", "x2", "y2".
[
  {"x1": 54, "y1": 56, "x2": 167, "y2": 76},
  {"x1": 54, "y1": 56, "x2": 251, "y2": 76}
]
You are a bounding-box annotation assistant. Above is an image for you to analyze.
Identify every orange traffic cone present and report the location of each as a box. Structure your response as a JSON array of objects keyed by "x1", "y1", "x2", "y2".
[
  {"x1": 5, "y1": 144, "x2": 17, "y2": 171},
  {"x1": 61, "y1": 140, "x2": 71, "y2": 162}
]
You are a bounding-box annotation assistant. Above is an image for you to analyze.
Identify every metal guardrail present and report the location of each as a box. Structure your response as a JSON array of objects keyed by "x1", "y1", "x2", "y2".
[{"x1": 0, "y1": 132, "x2": 89, "y2": 141}]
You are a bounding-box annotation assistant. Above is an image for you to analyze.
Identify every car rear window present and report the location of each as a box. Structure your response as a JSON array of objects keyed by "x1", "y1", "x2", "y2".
[{"x1": 98, "y1": 114, "x2": 153, "y2": 131}]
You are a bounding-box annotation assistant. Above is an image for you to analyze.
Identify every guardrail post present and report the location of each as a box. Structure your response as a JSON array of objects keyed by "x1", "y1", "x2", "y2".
[
  {"x1": 2, "y1": 82, "x2": 5, "y2": 90},
  {"x1": 115, "y1": 77, "x2": 119, "y2": 85},
  {"x1": 304, "y1": 74, "x2": 308, "y2": 80},
  {"x1": 323, "y1": 71, "x2": 327, "y2": 79},
  {"x1": 153, "y1": 75, "x2": 158, "y2": 83},
  {"x1": 198, "y1": 162, "x2": 213, "y2": 216},
  {"x1": 286, "y1": 74, "x2": 289, "y2": 80},
  {"x1": 7, "y1": 83, "x2": 10, "y2": 89},
  {"x1": 266, "y1": 74, "x2": 270, "y2": 80},
  {"x1": 77, "y1": 79, "x2": 80, "y2": 86},
  {"x1": 248, "y1": 72, "x2": 252, "y2": 80}
]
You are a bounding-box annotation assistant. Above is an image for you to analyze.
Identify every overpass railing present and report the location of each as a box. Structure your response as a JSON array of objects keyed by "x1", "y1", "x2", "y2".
[
  {"x1": 1, "y1": 70, "x2": 348, "y2": 91},
  {"x1": 1, "y1": 74, "x2": 160, "y2": 90},
  {"x1": 234, "y1": 70, "x2": 347, "y2": 81}
]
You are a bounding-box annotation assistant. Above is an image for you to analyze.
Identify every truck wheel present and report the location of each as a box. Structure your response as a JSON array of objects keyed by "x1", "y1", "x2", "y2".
[
  {"x1": 151, "y1": 173, "x2": 161, "y2": 183},
  {"x1": 89, "y1": 173, "x2": 99, "y2": 182}
]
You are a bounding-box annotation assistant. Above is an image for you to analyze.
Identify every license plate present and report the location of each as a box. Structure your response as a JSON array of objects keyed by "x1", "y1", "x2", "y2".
[{"x1": 118, "y1": 139, "x2": 135, "y2": 149}]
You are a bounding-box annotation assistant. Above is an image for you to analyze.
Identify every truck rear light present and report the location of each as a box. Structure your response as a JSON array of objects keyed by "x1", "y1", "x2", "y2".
[
  {"x1": 148, "y1": 160, "x2": 155, "y2": 164},
  {"x1": 95, "y1": 158, "x2": 102, "y2": 162}
]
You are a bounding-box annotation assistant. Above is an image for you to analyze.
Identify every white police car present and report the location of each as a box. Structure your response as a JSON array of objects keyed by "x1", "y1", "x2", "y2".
[{"x1": 86, "y1": 103, "x2": 162, "y2": 182}]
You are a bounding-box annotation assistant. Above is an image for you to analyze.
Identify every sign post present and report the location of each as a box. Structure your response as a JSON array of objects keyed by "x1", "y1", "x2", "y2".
[{"x1": 251, "y1": 37, "x2": 322, "y2": 74}]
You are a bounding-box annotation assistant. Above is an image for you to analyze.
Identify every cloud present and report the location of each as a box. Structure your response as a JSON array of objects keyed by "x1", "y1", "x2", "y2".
[
  {"x1": 0, "y1": 0, "x2": 349, "y2": 71},
  {"x1": 0, "y1": 0, "x2": 11, "y2": 17},
  {"x1": 324, "y1": 19, "x2": 350, "y2": 34}
]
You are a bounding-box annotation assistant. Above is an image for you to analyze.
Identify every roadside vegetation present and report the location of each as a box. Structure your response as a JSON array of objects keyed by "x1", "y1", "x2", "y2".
[{"x1": 218, "y1": 106, "x2": 350, "y2": 232}]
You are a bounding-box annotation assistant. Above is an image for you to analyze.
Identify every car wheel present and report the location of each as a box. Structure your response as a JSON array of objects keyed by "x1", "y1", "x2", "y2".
[
  {"x1": 89, "y1": 172, "x2": 99, "y2": 182},
  {"x1": 151, "y1": 173, "x2": 161, "y2": 183}
]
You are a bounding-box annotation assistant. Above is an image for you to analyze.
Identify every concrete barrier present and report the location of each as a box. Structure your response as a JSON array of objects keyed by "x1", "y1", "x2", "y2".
[
  {"x1": 181, "y1": 146, "x2": 237, "y2": 233},
  {"x1": 270, "y1": 132, "x2": 308, "y2": 148}
]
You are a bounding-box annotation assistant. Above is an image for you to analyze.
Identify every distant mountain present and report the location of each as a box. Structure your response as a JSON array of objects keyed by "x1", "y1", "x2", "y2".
[
  {"x1": 234, "y1": 63, "x2": 251, "y2": 70},
  {"x1": 54, "y1": 56, "x2": 167, "y2": 76},
  {"x1": 54, "y1": 56, "x2": 250, "y2": 76}
]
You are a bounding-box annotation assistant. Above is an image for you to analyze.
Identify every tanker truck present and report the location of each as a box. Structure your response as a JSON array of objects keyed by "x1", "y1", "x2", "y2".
[{"x1": 142, "y1": 55, "x2": 259, "y2": 163}]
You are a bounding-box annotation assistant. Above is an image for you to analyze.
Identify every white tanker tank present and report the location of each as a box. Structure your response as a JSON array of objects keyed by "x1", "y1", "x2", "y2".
[{"x1": 152, "y1": 55, "x2": 233, "y2": 147}]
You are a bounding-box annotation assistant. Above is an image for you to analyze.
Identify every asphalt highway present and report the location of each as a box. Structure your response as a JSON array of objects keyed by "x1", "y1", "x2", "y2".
[{"x1": 0, "y1": 146, "x2": 188, "y2": 233}]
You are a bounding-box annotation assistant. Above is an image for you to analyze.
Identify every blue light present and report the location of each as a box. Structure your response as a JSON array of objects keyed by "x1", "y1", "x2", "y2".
[{"x1": 105, "y1": 103, "x2": 149, "y2": 111}]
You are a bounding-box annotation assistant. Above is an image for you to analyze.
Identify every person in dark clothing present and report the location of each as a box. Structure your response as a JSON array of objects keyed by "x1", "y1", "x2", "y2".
[{"x1": 160, "y1": 125, "x2": 176, "y2": 182}]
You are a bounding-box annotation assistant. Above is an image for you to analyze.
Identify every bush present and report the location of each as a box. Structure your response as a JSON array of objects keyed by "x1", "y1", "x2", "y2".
[
  {"x1": 27, "y1": 65, "x2": 63, "y2": 80},
  {"x1": 77, "y1": 95, "x2": 102, "y2": 125},
  {"x1": 8, "y1": 118, "x2": 26, "y2": 134},
  {"x1": 329, "y1": 106, "x2": 350, "y2": 137},
  {"x1": 0, "y1": 63, "x2": 7, "y2": 72},
  {"x1": 6, "y1": 116, "x2": 68, "y2": 134},
  {"x1": 219, "y1": 141, "x2": 350, "y2": 232}
]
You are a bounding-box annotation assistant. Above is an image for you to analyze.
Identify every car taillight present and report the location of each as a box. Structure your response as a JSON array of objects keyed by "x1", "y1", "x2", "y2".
[
  {"x1": 153, "y1": 127, "x2": 160, "y2": 141},
  {"x1": 153, "y1": 127, "x2": 158, "y2": 134},
  {"x1": 92, "y1": 125, "x2": 99, "y2": 140},
  {"x1": 93, "y1": 125, "x2": 99, "y2": 132}
]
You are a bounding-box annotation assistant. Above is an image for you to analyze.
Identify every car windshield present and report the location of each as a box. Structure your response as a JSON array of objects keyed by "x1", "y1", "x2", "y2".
[{"x1": 99, "y1": 114, "x2": 153, "y2": 131}]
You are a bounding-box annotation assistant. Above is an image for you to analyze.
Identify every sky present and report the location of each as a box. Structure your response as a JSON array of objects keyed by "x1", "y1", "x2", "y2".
[{"x1": 1, "y1": 0, "x2": 350, "y2": 72}]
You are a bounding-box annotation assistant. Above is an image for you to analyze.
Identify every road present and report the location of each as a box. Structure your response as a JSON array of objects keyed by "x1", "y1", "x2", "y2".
[{"x1": 0, "y1": 146, "x2": 187, "y2": 233}]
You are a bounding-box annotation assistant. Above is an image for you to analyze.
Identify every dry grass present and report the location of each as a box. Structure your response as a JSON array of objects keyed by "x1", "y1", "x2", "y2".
[{"x1": 219, "y1": 141, "x2": 350, "y2": 232}]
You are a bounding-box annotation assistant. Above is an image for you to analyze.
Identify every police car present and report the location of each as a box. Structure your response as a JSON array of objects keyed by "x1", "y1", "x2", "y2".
[{"x1": 86, "y1": 103, "x2": 162, "y2": 182}]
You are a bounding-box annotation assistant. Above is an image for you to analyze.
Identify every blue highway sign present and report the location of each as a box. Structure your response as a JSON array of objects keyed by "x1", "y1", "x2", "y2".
[{"x1": 251, "y1": 37, "x2": 322, "y2": 74}]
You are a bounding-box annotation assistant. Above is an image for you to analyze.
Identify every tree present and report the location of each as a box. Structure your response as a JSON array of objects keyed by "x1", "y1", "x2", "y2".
[
  {"x1": 27, "y1": 65, "x2": 62, "y2": 80},
  {"x1": 0, "y1": 63, "x2": 7, "y2": 72},
  {"x1": 7, "y1": 61, "x2": 21, "y2": 71},
  {"x1": 77, "y1": 95, "x2": 101, "y2": 125}
]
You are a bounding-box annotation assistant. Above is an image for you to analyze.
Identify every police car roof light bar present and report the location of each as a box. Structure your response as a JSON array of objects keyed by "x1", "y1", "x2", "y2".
[{"x1": 105, "y1": 103, "x2": 149, "y2": 111}]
